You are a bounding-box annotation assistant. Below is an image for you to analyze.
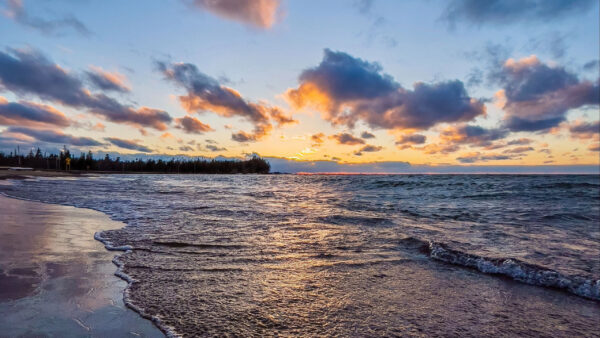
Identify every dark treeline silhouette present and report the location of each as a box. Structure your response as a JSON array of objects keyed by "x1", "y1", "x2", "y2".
[{"x1": 0, "y1": 146, "x2": 270, "y2": 174}]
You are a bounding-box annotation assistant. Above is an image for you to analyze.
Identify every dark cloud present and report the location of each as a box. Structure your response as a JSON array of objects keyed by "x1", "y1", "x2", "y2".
[
  {"x1": 503, "y1": 146, "x2": 534, "y2": 154},
  {"x1": 330, "y1": 133, "x2": 365, "y2": 145},
  {"x1": 354, "y1": 144, "x2": 382, "y2": 156},
  {"x1": 230, "y1": 124, "x2": 272, "y2": 143},
  {"x1": 179, "y1": 145, "x2": 194, "y2": 152},
  {"x1": 583, "y1": 60, "x2": 599, "y2": 71},
  {"x1": 158, "y1": 61, "x2": 288, "y2": 141},
  {"x1": 395, "y1": 134, "x2": 426, "y2": 146},
  {"x1": 361, "y1": 131, "x2": 375, "y2": 139},
  {"x1": 7, "y1": 126, "x2": 102, "y2": 146},
  {"x1": 0, "y1": 48, "x2": 172, "y2": 130},
  {"x1": 266, "y1": 157, "x2": 411, "y2": 173},
  {"x1": 231, "y1": 130, "x2": 257, "y2": 142},
  {"x1": 441, "y1": 124, "x2": 508, "y2": 147},
  {"x1": 85, "y1": 67, "x2": 130, "y2": 93},
  {"x1": 106, "y1": 137, "x2": 152, "y2": 153},
  {"x1": 506, "y1": 138, "x2": 533, "y2": 145},
  {"x1": 360, "y1": 145, "x2": 382, "y2": 152},
  {"x1": 569, "y1": 120, "x2": 599, "y2": 138},
  {"x1": 2, "y1": 0, "x2": 91, "y2": 36},
  {"x1": 588, "y1": 144, "x2": 600, "y2": 152},
  {"x1": 175, "y1": 116, "x2": 213, "y2": 134},
  {"x1": 158, "y1": 61, "x2": 268, "y2": 123},
  {"x1": 441, "y1": 0, "x2": 596, "y2": 27},
  {"x1": 205, "y1": 144, "x2": 227, "y2": 152},
  {"x1": 0, "y1": 98, "x2": 70, "y2": 127},
  {"x1": 287, "y1": 49, "x2": 485, "y2": 131},
  {"x1": 456, "y1": 152, "x2": 513, "y2": 163},
  {"x1": 493, "y1": 56, "x2": 599, "y2": 131},
  {"x1": 186, "y1": 0, "x2": 281, "y2": 28}
]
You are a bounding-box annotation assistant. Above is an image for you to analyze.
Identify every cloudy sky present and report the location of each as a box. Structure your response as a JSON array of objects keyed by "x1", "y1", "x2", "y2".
[{"x1": 0, "y1": 0, "x2": 598, "y2": 172}]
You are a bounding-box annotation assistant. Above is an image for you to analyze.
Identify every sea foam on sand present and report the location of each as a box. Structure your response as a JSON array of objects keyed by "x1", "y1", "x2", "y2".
[{"x1": 0, "y1": 195, "x2": 164, "y2": 337}]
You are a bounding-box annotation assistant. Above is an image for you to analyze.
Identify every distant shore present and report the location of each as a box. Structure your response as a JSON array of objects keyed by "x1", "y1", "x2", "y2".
[{"x1": 0, "y1": 168, "x2": 276, "y2": 180}]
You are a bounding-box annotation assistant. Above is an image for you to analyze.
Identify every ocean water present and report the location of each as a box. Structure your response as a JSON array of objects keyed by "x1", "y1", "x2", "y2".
[{"x1": 2, "y1": 174, "x2": 599, "y2": 336}]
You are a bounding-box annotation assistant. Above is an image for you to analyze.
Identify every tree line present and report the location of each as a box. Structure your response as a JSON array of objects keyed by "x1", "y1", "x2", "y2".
[{"x1": 0, "y1": 147, "x2": 270, "y2": 174}]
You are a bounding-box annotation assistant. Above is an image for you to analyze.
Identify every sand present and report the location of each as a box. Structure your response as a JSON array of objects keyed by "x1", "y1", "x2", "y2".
[
  {"x1": 0, "y1": 195, "x2": 164, "y2": 337},
  {"x1": 0, "y1": 169, "x2": 85, "y2": 180}
]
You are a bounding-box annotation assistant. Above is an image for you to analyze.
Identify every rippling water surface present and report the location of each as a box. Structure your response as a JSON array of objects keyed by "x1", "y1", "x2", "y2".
[{"x1": 2, "y1": 174, "x2": 599, "y2": 336}]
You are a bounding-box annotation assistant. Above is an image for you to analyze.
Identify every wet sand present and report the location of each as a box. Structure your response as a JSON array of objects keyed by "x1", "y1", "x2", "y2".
[
  {"x1": 0, "y1": 195, "x2": 164, "y2": 337},
  {"x1": 0, "y1": 169, "x2": 84, "y2": 180}
]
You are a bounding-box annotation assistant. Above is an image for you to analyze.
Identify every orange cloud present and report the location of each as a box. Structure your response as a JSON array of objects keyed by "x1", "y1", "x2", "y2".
[
  {"x1": 189, "y1": 0, "x2": 281, "y2": 29},
  {"x1": 285, "y1": 49, "x2": 485, "y2": 131},
  {"x1": 87, "y1": 66, "x2": 130, "y2": 92}
]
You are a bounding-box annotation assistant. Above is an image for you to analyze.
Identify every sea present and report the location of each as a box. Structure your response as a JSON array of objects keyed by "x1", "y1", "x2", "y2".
[{"x1": 1, "y1": 174, "x2": 599, "y2": 337}]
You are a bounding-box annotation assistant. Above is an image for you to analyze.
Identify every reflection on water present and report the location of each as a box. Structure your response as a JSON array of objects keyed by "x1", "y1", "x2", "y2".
[
  {"x1": 0, "y1": 196, "x2": 162, "y2": 337},
  {"x1": 2, "y1": 174, "x2": 600, "y2": 336}
]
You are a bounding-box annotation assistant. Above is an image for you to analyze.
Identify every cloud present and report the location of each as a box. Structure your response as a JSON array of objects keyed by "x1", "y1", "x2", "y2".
[
  {"x1": 2, "y1": 0, "x2": 91, "y2": 36},
  {"x1": 441, "y1": 0, "x2": 596, "y2": 27},
  {"x1": 0, "y1": 48, "x2": 172, "y2": 130},
  {"x1": 568, "y1": 120, "x2": 599, "y2": 139},
  {"x1": 418, "y1": 143, "x2": 461, "y2": 155},
  {"x1": 440, "y1": 124, "x2": 508, "y2": 147},
  {"x1": 158, "y1": 61, "x2": 289, "y2": 142},
  {"x1": 503, "y1": 146, "x2": 534, "y2": 154},
  {"x1": 266, "y1": 157, "x2": 411, "y2": 173},
  {"x1": 492, "y1": 55, "x2": 599, "y2": 132},
  {"x1": 395, "y1": 133, "x2": 426, "y2": 149},
  {"x1": 507, "y1": 138, "x2": 532, "y2": 145},
  {"x1": 6, "y1": 126, "x2": 102, "y2": 146},
  {"x1": 230, "y1": 124, "x2": 272, "y2": 142},
  {"x1": 354, "y1": 144, "x2": 383, "y2": 156},
  {"x1": 396, "y1": 133, "x2": 426, "y2": 145},
  {"x1": 361, "y1": 131, "x2": 375, "y2": 139},
  {"x1": 179, "y1": 145, "x2": 194, "y2": 152},
  {"x1": 106, "y1": 137, "x2": 152, "y2": 153},
  {"x1": 286, "y1": 49, "x2": 485, "y2": 131},
  {"x1": 583, "y1": 60, "x2": 599, "y2": 71},
  {"x1": 588, "y1": 143, "x2": 600, "y2": 152},
  {"x1": 174, "y1": 115, "x2": 214, "y2": 134},
  {"x1": 186, "y1": 0, "x2": 281, "y2": 28},
  {"x1": 353, "y1": 0, "x2": 374, "y2": 14},
  {"x1": 330, "y1": 132, "x2": 365, "y2": 145},
  {"x1": 311, "y1": 132, "x2": 325, "y2": 145},
  {"x1": 205, "y1": 144, "x2": 227, "y2": 152},
  {"x1": 86, "y1": 67, "x2": 130, "y2": 93},
  {"x1": 456, "y1": 152, "x2": 513, "y2": 163},
  {"x1": 269, "y1": 107, "x2": 297, "y2": 126},
  {"x1": 0, "y1": 98, "x2": 70, "y2": 128}
]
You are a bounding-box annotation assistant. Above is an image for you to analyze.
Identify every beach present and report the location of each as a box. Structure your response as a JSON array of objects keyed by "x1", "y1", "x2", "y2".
[{"x1": 0, "y1": 194, "x2": 163, "y2": 337}]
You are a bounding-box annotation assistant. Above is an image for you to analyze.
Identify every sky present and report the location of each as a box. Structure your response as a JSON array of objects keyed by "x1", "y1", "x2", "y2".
[{"x1": 0, "y1": 0, "x2": 598, "y2": 173}]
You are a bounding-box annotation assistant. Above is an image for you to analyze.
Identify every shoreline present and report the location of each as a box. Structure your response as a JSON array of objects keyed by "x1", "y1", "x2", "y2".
[{"x1": 0, "y1": 194, "x2": 164, "y2": 337}]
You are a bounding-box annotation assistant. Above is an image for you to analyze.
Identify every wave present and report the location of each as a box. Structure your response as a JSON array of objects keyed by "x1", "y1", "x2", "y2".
[
  {"x1": 317, "y1": 214, "x2": 394, "y2": 226},
  {"x1": 533, "y1": 182, "x2": 600, "y2": 189},
  {"x1": 152, "y1": 241, "x2": 246, "y2": 249},
  {"x1": 398, "y1": 237, "x2": 600, "y2": 301},
  {"x1": 94, "y1": 231, "x2": 182, "y2": 338},
  {"x1": 542, "y1": 213, "x2": 595, "y2": 221}
]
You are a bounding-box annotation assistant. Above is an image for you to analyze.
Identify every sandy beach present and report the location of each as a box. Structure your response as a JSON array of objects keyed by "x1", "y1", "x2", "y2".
[
  {"x1": 0, "y1": 195, "x2": 163, "y2": 337},
  {"x1": 0, "y1": 169, "x2": 85, "y2": 180}
]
